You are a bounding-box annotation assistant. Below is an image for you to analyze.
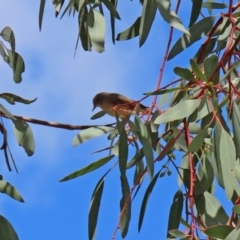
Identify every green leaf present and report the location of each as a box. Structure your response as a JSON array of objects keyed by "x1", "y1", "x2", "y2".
[
  {"x1": 156, "y1": 0, "x2": 189, "y2": 35},
  {"x1": 190, "y1": 58, "x2": 206, "y2": 80},
  {"x1": 202, "y1": 2, "x2": 228, "y2": 10},
  {"x1": 120, "y1": 175, "x2": 131, "y2": 238},
  {"x1": 0, "y1": 180, "x2": 24, "y2": 202},
  {"x1": 198, "y1": 192, "x2": 228, "y2": 224},
  {"x1": 1, "y1": 27, "x2": 15, "y2": 54},
  {"x1": 116, "y1": 17, "x2": 141, "y2": 41},
  {"x1": 88, "y1": 176, "x2": 105, "y2": 240},
  {"x1": 39, "y1": 0, "x2": 46, "y2": 31},
  {"x1": 0, "y1": 104, "x2": 14, "y2": 119},
  {"x1": 220, "y1": 61, "x2": 240, "y2": 82},
  {"x1": 225, "y1": 226, "x2": 240, "y2": 240},
  {"x1": 168, "y1": 229, "x2": 187, "y2": 238},
  {"x1": 154, "y1": 99, "x2": 200, "y2": 124},
  {"x1": 188, "y1": 126, "x2": 208, "y2": 152},
  {"x1": 189, "y1": 0, "x2": 202, "y2": 27},
  {"x1": 126, "y1": 148, "x2": 144, "y2": 169},
  {"x1": 168, "y1": 16, "x2": 215, "y2": 60},
  {"x1": 193, "y1": 37, "x2": 216, "y2": 64},
  {"x1": 0, "y1": 215, "x2": 19, "y2": 240},
  {"x1": 13, "y1": 120, "x2": 35, "y2": 156},
  {"x1": 194, "y1": 158, "x2": 214, "y2": 196},
  {"x1": 173, "y1": 67, "x2": 195, "y2": 81},
  {"x1": 0, "y1": 93, "x2": 37, "y2": 105},
  {"x1": 135, "y1": 116, "x2": 154, "y2": 179},
  {"x1": 139, "y1": 0, "x2": 157, "y2": 47},
  {"x1": 59, "y1": 155, "x2": 114, "y2": 182},
  {"x1": 138, "y1": 170, "x2": 160, "y2": 231},
  {"x1": 232, "y1": 204, "x2": 240, "y2": 214},
  {"x1": 232, "y1": 102, "x2": 240, "y2": 158},
  {"x1": 204, "y1": 225, "x2": 233, "y2": 239},
  {"x1": 167, "y1": 190, "x2": 183, "y2": 237},
  {"x1": 72, "y1": 126, "x2": 114, "y2": 146},
  {"x1": 87, "y1": 8, "x2": 106, "y2": 53},
  {"x1": 203, "y1": 54, "x2": 219, "y2": 84},
  {"x1": 7, "y1": 50, "x2": 25, "y2": 83},
  {"x1": 99, "y1": 0, "x2": 120, "y2": 20},
  {"x1": 119, "y1": 128, "x2": 128, "y2": 176},
  {"x1": 90, "y1": 110, "x2": 107, "y2": 119},
  {"x1": 215, "y1": 122, "x2": 236, "y2": 199},
  {"x1": 144, "y1": 87, "x2": 180, "y2": 96}
]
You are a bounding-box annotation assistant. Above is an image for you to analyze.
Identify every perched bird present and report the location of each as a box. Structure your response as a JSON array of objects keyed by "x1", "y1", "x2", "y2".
[{"x1": 92, "y1": 92, "x2": 149, "y2": 118}]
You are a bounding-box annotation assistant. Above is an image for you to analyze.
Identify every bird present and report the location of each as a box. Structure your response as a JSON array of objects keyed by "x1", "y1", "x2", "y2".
[{"x1": 92, "y1": 92, "x2": 149, "y2": 118}]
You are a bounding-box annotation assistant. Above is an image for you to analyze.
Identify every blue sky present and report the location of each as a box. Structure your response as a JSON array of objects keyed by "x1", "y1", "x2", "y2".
[{"x1": 0, "y1": 1, "x2": 234, "y2": 240}]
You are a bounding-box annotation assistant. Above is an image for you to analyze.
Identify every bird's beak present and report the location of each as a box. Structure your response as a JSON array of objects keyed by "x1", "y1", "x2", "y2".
[{"x1": 92, "y1": 105, "x2": 96, "y2": 111}]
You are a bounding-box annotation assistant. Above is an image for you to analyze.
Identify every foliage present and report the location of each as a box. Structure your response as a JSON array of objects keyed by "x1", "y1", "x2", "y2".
[{"x1": 2, "y1": 0, "x2": 240, "y2": 239}]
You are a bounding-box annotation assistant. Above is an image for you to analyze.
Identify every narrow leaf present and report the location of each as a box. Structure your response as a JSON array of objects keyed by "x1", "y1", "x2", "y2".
[
  {"x1": 87, "y1": 8, "x2": 106, "y2": 53},
  {"x1": 100, "y1": 0, "x2": 120, "y2": 20},
  {"x1": 116, "y1": 17, "x2": 141, "y2": 41},
  {"x1": 167, "y1": 190, "x2": 183, "y2": 237},
  {"x1": 0, "y1": 180, "x2": 24, "y2": 202},
  {"x1": 119, "y1": 128, "x2": 128, "y2": 176},
  {"x1": 0, "y1": 93, "x2": 37, "y2": 105},
  {"x1": 189, "y1": 0, "x2": 202, "y2": 27},
  {"x1": 0, "y1": 215, "x2": 19, "y2": 240},
  {"x1": 72, "y1": 126, "x2": 114, "y2": 146},
  {"x1": 204, "y1": 225, "x2": 233, "y2": 238},
  {"x1": 190, "y1": 58, "x2": 206, "y2": 80},
  {"x1": 188, "y1": 126, "x2": 208, "y2": 152},
  {"x1": 156, "y1": 0, "x2": 189, "y2": 35},
  {"x1": 232, "y1": 102, "x2": 240, "y2": 157},
  {"x1": 204, "y1": 54, "x2": 219, "y2": 84},
  {"x1": 138, "y1": 170, "x2": 160, "y2": 231},
  {"x1": 135, "y1": 116, "x2": 154, "y2": 179},
  {"x1": 88, "y1": 176, "x2": 105, "y2": 240},
  {"x1": 120, "y1": 175, "x2": 131, "y2": 238},
  {"x1": 168, "y1": 16, "x2": 215, "y2": 60},
  {"x1": 139, "y1": 0, "x2": 157, "y2": 47},
  {"x1": 59, "y1": 155, "x2": 114, "y2": 182},
  {"x1": 154, "y1": 99, "x2": 200, "y2": 124},
  {"x1": 39, "y1": 0, "x2": 46, "y2": 31}
]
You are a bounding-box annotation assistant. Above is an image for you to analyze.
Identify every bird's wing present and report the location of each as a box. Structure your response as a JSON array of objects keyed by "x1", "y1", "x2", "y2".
[{"x1": 111, "y1": 93, "x2": 148, "y2": 110}]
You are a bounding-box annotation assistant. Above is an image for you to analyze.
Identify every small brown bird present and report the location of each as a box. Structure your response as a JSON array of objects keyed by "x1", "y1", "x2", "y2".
[{"x1": 92, "y1": 92, "x2": 149, "y2": 118}]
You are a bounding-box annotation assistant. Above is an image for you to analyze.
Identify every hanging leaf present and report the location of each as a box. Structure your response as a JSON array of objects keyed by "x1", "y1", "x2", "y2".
[
  {"x1": 188, "y1": 126, "x2": 208, "y2": 152},
  {"x1": 139, "y1": 0, "x2": 157, "y2": 47},
  {"x1": 232, "y1": 103, "x2": 240, "y2": 158},
  {"x1": 116, "y1": 17, "x2": 141, "y2": 41},
  {"x1": 39, "y1": 0, "x2": 46, "y2": 31},
  {"x1": 87, "y1": 8, "x2": 106, "y2": 53},
  {"x1": 188, "y1": 0, "x2": 202, "y2": 27},
  {"x1": 168, "y1": 16, "x2": 216, "y2": 60},
  {"x1": 88, "y1": 176, "x2": 105, "y2": 240},
  {"x1": 156, "y1": 0, "x2": 189, "y2": 35},
  {"x1": 0, "y1": 27, "x2": 15, "y2": 54},
  {"x1": 119, "y1": 127, "x2": 128, "y2": 176},
  {"x1": 99, "y1": 0, "x2": 120, "y2": 20},
  {"x1": 202, "y1": 2, "x2": 228, "y2": 10},
  {"x1": 167, "y1": 190, "x2": 183, "y2": 237},
  {"x1": 135, "y1": 116, "x2": 154, "y2": 179},
  {"x1": 138, "y1": 170, "x2": 160, "y2": 231},
  {"x1": 120, "y1": 175, "x2": 131, "y2": 238},
  {"x1": 0, "y1": 215, "x2": 19, "y2": 240},
  {"x1": 13, "y1": 119, "x2": 35, "y2": 156},
  {"x1": 214, "y1": 123, "x2": 236, "y2": 199},
  {"x1": 59, "y1": 155, "x2": 114, "y2": 182}
]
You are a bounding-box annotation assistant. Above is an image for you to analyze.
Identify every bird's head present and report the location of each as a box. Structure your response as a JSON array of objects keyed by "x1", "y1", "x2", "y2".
[{"x1": 92, "y1": 92, "x2": 107, "y2": 111}]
